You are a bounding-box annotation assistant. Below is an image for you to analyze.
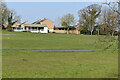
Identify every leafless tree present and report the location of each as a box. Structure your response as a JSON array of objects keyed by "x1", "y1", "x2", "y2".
[
  {"x1": 78, "y1": 4, "x2": 102, "y2": 35},
  {"x1": 0, "y1": 2, "x2": 9, "y2": 25},
  {"x1": 96, "y1": 1, "x2": 119, "y2": 50},
  {"x1": 100, "y1": 7, "x2": 118, "y2": 36},
  {"x1": 9, "y1": 10, "x2": 21, "y2": 24},
  {"x1": 105, "y1": 1, "x2": 120, "y2": 15},
  {"x1": 61, "y1": 13, "x2": 76, "y2": 34},
  {"x1": 96, "y1": 16, "x2": 103, "y2": 35},
  {"x1": 0, "y1": 2, "x2": 21, "y2": 25}
]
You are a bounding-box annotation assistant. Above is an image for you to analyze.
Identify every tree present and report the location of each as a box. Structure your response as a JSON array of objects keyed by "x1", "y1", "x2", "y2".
[
  {"x1": 62, "y1": 21, "x2": 68, "y2": 26},
  {"x1": 0, "y1": 2, "x2": 21, "y2": 31},
  {"x1": 0, "y1": 2, "x2": 10, "y2": 25},
  {"x1": 96, "y1": 1, "x2": 120, "y2": 50},
  {"x1": 98, "y1": 7, "x2": 118, "y2": 36},
  {"x1": 96, "y1": 18, "x2": 102, "y2": 35},
  {"x1": 61, "y1": 13, "x2": 75, "y2": 34},
  {"x1": 105, "y1": 1, "x2": 120, "y2": 34},
  {"x1": 7, "y1": 12, "x2": 13, "y2": 31},
  {"x1": 6, "y1": 10, "x2": 21, "y2": 31},
  {"x1": 105, "y1": 2, "x2": 120, "y2": 15},
  {"x1": 78, "y1": 4, "x2": 102, "y2": 35}
]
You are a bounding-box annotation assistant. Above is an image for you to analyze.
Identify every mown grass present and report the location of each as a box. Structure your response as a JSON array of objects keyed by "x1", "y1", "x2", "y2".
[
  {"x1": 2, "y1": 31, "x2": 118, "y2": 78},
  {"x1": 2, "y1": 30, "x2": 118, "y2": 50},
  {"x1": 2, "y1": 51, "x2": 118, "y2": 78}
]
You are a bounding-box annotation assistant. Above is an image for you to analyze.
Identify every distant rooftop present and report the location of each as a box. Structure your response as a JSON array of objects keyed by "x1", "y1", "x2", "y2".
[
  {"x1": 32, "y1": 18, "x2": 47, "y2": 24},
  {"x1": 55, "y1": 26, "x2": 76, "y2": 28},
  {"x1": 24, "y1": 24, "x2": 47, "y2": 27}
]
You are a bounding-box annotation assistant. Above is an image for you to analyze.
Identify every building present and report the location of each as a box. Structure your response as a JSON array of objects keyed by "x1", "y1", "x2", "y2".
[
  {"x1": 2, "y1": 24, "x2": 8, "y2": 29},
  {"x1": 24, "y1": 24, "x2": 48, "y2": 33},
  {"x1": 21, "y1": 18, "x2": 54, "y2": 33},
  {"x1": 54, "y1": 26, "x2": 80, "y2": 34},
  {"x1": 2, "y1": 18, "x2": 80, "y2": 34},
  {"x1": 11, "y1": 22, "x2": 21, "y2": 31},
  {"x1": 21, "y1": 21, "x2": 30, "y2": 31},
  {"x1": 2, "y1": 22, "x2": 21, "y2": 31},
  {"x1": 32, "y1": 18, "x2": 54, "y2": 33}
]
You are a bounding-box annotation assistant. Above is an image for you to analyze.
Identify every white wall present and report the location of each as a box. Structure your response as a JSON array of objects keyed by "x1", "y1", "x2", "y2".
[
  {"x1": 22, "y1": 27, "x2": 25, "y2": 31},
  {"x1": 24, "y1": 26, "x2": 48, "y2": 33},
  {"x1": 14, "y1": 30, "x2": 23, "y2": 32},
  {"x1": 49, "y1": 29, "x2": 54, "y2": 32},
  {"x1": 31, "y1": 31, "x2": 39, "y2": 33},
  {"x1": 40, "y1": 27, "x2": 48, "y2": 33}
]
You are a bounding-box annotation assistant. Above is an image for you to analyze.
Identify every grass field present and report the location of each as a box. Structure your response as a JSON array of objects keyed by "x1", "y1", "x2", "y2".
[
  {"x1": 2, "y1": 31, "x2": 118, "y2": 50},
  {"x1": 2, "y1": 31, "x2": 118, "y2": 78}
]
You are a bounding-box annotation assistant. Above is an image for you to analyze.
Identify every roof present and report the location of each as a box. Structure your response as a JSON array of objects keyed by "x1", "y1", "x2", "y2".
[
  {"x1": 21, "y1": 21, "x2": 30, "y2": 25},
  {"x1": 32, "y1": 18, "x2": 54, "y2": 24},
  {"x1": 55, "y1": 26, "x2": 76, "y2": 28},
  {"x1": 3, "y1": 24, "x2": 8, "y2": 28},
  {"x1": 32, "y1": 19, "x2": 47, "y2": 24},
  {"x1": 11, "y1": 22, "x2": 20, "y2": 27},
  {"x1": 24, "y1": 24, "x2": 47, "y2": 27}
]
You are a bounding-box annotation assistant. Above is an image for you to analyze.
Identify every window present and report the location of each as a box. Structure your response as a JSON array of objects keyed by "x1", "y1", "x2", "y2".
[
  {"x1": 32, "y1": 27, "x2": 37, "y2": 31},
  {"x1": 41, "y1": 27, "x2": 44, "y2": 31},
  {"x1": 17, "y1": 27, "x2": 21, "y2": 30}
]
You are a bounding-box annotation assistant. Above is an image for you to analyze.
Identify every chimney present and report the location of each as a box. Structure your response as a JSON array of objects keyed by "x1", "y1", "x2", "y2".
[{"x1": 39, "y1": 19, "x2": 41, "y2": 21}]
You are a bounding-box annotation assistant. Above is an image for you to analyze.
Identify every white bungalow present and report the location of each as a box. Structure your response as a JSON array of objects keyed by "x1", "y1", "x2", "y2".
[{"x1": 24, "y1": 24, "x2": 48, "y2": 33}]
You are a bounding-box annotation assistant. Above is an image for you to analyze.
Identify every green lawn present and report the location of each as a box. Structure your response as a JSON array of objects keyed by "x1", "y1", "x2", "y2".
[
  {"x1": 2, "y1": 31, "x2": 118, "y2": 50},
  {"x1": 2, "y1": 51, "x2": 118, "y2": 78},
  {"x1": 2, "y1": 31, "x2": 118, "y2": 78}
]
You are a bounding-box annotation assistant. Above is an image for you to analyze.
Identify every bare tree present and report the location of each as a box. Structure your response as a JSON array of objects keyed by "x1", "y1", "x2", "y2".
[
  {"x1": 105, "y1": 2, "x2": 120, "y2": 15},
  {"x1": 61, "y1": 13, "x2": 76, "y2": 34},
  {"x1": 100, "y1": 7, "x2": 118, "y2": 36},
  {"x1": 78, "y1": 4, "x2": 102, "y2": 35},
  {"x1": 9, "y1": 10, "x2": 21, "y2": 24},
  {"x1": 96, "y1": 1, "x2": 119, "y2": 50},
  {"x1": 104, "y1": 1, "x2": 120, "y2": 34},
  {"x1": 96, "y1": 16, "x2": 103, "y2": 35},
  {"x1": 0, "y1": 2, "x2": 21, "y2": 29},
  {"x1": 7, "y1": 10, "x2": 21, "y2": 31},
  {"x1": 0, "y1": 2, "x2": 9, "y2": 25}
]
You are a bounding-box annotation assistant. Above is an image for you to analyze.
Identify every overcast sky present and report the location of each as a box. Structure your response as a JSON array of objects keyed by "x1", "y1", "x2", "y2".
[{"x1": 6, "y1": 2, "x2": 103, "y2": 25}]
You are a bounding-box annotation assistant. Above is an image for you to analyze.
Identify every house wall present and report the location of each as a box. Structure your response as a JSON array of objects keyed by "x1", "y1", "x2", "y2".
[
  {"x1": 40, "y1": 27, "x2": 48, "y2": 33},
  {"x1": 25, "y1": 26, "x2": 48, "y2": 33},
  {"x1": 11, "y1": 22, "x2": 22, "y2": 31},
  {"x1": 41, "y1": 19, "x2": 54, "y2": 32},
  {"x1": 21, "y1": 21, "x2": 30, "y2": 31},
  {"x1": 13, "y1": 27, "x2": 22, "y2": 32},
  {"x1": 54, "y1": 30, "x2": 80, "y2": 34},
  {"x1": 11, "y1": 22, "x2": 19, "y2": 28}
]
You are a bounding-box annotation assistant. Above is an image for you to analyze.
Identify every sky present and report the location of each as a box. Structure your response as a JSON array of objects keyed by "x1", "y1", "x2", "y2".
[{"x1": 6, "y1": 2, "x2": 103, "y2": 25}]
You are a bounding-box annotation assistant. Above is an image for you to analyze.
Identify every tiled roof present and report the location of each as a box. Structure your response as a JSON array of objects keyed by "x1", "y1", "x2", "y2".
[
  {"x1": 3, "y1": 24, "x2": 8, "y2": 28},
  {"x1": 21, "y1": 21, "x2": 30, "y2": 25},
  {"x1": 32, "y1": 19, "x2": 47, "y2": 24},
  {"x1": 55, "y1": 26, "x2": 76, "y2": 28},
  {"x1": 24, "y1": 24, "x2": 47, "y2": 27}
]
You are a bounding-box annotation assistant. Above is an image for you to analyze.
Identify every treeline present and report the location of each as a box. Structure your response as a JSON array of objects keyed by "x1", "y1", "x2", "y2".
[
  {"x1": 0, "y1": 2, "x2": 21, "y2": 31},
  {"x1": 78, "y1": 4, "x2": 118, "y2": 36},
  {"x1": 0, "y1": 2, "x2": 119, "y2": 36},
  {"x1": 57, "y1": 3, "x2": 118, "y2": 36}
]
